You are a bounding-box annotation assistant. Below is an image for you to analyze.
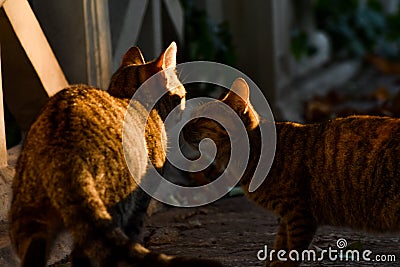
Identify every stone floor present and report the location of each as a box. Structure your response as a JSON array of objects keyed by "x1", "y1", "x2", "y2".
[
  {"x1": 0, "y1": 148, "x2": 399, "y2": 266},
  {"x1": 44, "y1": 196, "x2": 400, "y2": 267},
  {"x1": 143, "y1": 196, "x2": 400, "y2": 267}
]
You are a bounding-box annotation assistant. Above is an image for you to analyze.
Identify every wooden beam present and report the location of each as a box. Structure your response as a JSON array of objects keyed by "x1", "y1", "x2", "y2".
[
  {"x1": 0, "y1": 46, "x2": 7, "y2": 167},
  {"x1": 3, "y1": 0, "x2": 68, "y2": 97},
  {"x1": 113, "y1": 0, "x2": 148, "y2": 70},
  {"x1": 83, "y1": 0, "x2": 112, "y2": 89},
  {"x1": 151, "y1": 0, "x2": 162, "y2": 56}
]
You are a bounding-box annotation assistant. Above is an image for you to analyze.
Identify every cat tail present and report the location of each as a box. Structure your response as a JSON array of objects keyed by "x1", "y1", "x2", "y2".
[
  {"x1": 124, "y1": 242, "x2": 225, "y2": 267},
  {"x1": 49, "y1": 167, "x2": 223, "y2": 266},
  {"x1": 96, "y1": 225, "x2": 224, "y2": 266}
]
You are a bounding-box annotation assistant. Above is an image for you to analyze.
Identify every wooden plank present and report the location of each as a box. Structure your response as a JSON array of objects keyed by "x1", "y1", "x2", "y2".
[
  {"x1": 83, "y1": 0, "x2": 112, "y2": 88},
  {"x1": 0, "y1": 8, "x2": 49, "y2": 130},
  {"x1": 3, "y1": 0, "x2": 68, "y2": 97},
  {"x1": 151, "y1": 0, "x2": 162, "y2": 56},
  {"x1": 0, "y1": 46, "x2": 7, "y2": 167},
  {"x1": 113, "y1": 0, "x2": 148, "y2": 69},
  {"x1": 222, "y1": 0, "x2": 277, "y2": 114}
]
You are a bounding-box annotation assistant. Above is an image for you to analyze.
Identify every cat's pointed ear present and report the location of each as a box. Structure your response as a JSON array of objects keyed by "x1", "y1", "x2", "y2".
[
  {"x1": 223, "y1": 78, "x2": 250, "y2": 113},
  {"x1": 157, "y1": 42, "x2": 177, "y2": 70},
  {"x1": 121, "y1": 46, "x2": 145, "y2": 66}
]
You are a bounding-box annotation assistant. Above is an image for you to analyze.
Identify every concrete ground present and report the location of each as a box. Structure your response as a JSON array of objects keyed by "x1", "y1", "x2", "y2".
[
  {"x1": 0, "y1": 166, "x2": 399, "y2": 266},
  {"x1": 142, "y1": 196, "x2": 400, "y2": 267},
  {"x1": 47, "y1": 195, "x2": 400, "y2": 267}
]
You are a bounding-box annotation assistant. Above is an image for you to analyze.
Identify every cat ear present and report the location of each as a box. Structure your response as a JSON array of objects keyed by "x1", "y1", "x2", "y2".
[
  {"x1": 157, "y1": 42, "x2": 177, "y2": 69},
  {"x1": 223, "y1": 78, "x2": 250, "y2": 113},
  {"x1": 121, "y1": 46, "x2": 145, "y2": 66}
]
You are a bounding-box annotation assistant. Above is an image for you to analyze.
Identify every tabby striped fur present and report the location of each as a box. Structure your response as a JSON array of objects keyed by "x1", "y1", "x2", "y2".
[
  {"x1": 184, "y1": 78, "x2": 400, "y2": 267},
  {"x1": 10, "y1": 43, "x2": 222, "y2": 267}
]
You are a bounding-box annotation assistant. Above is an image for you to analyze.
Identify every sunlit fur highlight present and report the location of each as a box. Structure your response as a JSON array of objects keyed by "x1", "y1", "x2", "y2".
[
  {"x1": 184, "y1": 78, "x2": 400, "y2": 267},
  {"x1": 10, "y1": 43, "x2": 222, "y2": 267}
]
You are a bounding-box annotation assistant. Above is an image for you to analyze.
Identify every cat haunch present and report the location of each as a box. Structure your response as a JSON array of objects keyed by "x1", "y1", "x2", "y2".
[{"x1": 10, "y1": 42, "x2": 223, "y2": 267}]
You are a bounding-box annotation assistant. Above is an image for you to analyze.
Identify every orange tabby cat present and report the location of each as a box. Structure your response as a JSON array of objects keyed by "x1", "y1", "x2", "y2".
[
  {"x1": 10, "y1": 43, "x2": 223, "y2": 267},
  {"x1": 184, "y1": 78, "x2": 400, "y2": 267}
]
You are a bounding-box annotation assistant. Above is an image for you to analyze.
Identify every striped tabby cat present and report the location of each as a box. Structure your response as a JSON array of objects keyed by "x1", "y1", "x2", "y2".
[
  {"x1": 183, "y1": 78, "x2": 400, "y2": 267},
  {"x1": 10, "y1": 42, "x2": 222, "y2": 267}
]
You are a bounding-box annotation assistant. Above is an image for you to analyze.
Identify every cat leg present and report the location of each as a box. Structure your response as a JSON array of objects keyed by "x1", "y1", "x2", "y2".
[
  {"x1": 48, "y1": 169, "x2": 222, "y2": 266},
  {"x1": 63, "y1": 208, "x2": 124, "y2": 266},
  {"x1": 70, "y1": 244, "x2": 93, "y2": 267},
  {"x1": 9, "y1": 206, "x2": 60, "y2": 267},
  {"x1": 12, "y1": 220, "x2": 57, "y2": 267},
  {"x1": 21, "y1": 237, "x2": 48, "y2": 267},
  {"x1": 278, "y1": 211, "x2": 317, "y2": 267},
  {"x1": 47, "y1": 167, "x2": 153, "y2": 265},
  {"x1": 265, "y1": 218, "x2": 289, "y2": 267},
  {"x1": 274, "y1": 217, "x2": 288, "y2": 250},
  {"x1": 267, "y1": 210, "x2": 317, "y2": 267},
  {"x1": 286, "y1": 211, "x2": 316, "y2": 251},
  {"x1": 122, "y1": 187, "x2": 152, "y2": 242},
  {"x1": 44, "y1": 169, "x2": 126, "y2": 265},
  {"x1": 58, "y1": 205, "x2": 128, "y2": 265}
]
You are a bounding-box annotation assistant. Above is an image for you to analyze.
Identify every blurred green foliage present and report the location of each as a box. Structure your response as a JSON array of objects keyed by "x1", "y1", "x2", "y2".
[
  {"x1": 315, "y1": 0, "x2": 400, "y2": 60},
  {"x1": 180, "y1": 0, "x2": 237, "y2": 98},
  {"x1": 291, "y1": 30, "x2": 318, "y2": 61},
  {"x1": 180, "y1": 0, "x2": 237, "y2": 66},
  {"x1": 292, "y1": 0, "x2": 400, "y2": 61}
]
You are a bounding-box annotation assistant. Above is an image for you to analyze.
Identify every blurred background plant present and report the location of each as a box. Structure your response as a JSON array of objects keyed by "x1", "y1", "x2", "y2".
[
  {"x1": 299, "y1": 0, "x2": 400, "y2": 123},
  {"x1": 180, "y1": 0, "x2": 237, "y2": 98},
  {"x1": 180, "y1": 0, "x2": 237, "y2": 65},
  {"x1": 292, "y1": 0, "x2": 400, "y2": 61},
  {"x1": 291, "y1": 30, "x2": 318, "y2": 61}
]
